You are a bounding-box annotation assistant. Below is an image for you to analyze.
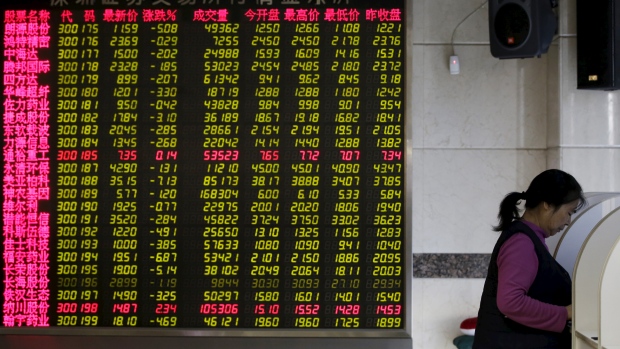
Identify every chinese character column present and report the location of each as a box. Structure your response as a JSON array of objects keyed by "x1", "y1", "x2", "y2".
[{"x1": 2, "y1": 9, "x2": 52, "y2": 327}]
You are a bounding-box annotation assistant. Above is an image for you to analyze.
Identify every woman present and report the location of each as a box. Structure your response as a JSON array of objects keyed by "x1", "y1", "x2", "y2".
[{"x1": 473, "y1": 169, "x2": 586, "y2": 349}]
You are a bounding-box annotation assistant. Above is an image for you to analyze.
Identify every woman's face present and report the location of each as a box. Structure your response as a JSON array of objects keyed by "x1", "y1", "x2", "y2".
[{"x1": 543, "y1": 199, "x2": 581, "y2": 237}]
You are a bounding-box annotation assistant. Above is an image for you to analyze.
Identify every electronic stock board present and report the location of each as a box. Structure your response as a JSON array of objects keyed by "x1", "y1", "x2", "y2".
[{"x1": 0, "y1": 0, "x2": 409, "y2": 347}]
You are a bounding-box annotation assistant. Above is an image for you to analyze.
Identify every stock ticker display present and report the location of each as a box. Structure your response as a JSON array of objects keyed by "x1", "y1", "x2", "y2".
[{"x1": 1, "y1": 0, "x2": 405, "y2": 330}]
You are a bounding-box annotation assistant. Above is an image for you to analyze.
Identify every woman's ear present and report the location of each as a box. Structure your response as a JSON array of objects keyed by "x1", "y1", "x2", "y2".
[{"x1": 541, "y1": 201, "x2": 557, "y2": 214}]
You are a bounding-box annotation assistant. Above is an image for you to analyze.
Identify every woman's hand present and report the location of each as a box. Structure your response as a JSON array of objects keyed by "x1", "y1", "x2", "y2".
[{"x1": 566, "y1": 304, "x2": 572, "y2": 320}]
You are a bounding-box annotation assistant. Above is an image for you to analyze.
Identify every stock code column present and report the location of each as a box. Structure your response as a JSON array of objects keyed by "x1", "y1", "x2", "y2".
[{"x1": 54, "y1": 14, "x2": 101, "y2": 326}]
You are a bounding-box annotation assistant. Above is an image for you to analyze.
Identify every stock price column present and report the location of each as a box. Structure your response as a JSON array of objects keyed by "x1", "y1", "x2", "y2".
[
  {"x1": 245, "y1": 20, "x2": 282, "y2": 328},
  {"x1": 366, "y1": 15, "x2": 404, "y2": 329},
  {"x1": 325, "y1": 19, "x2": 364, "y2": 329},
  {"x1": 54, "y1": 13, "x2": 101, "y2": 327},
  {"x1": 281, "y1": 18, "x2": 323, "y2": 328},
  {"x1": 285, "y1": 16, "x2": 323, "y2": 329},
  {"x1": 103, "y1": 19, "x2": 141, "y2": 327}
]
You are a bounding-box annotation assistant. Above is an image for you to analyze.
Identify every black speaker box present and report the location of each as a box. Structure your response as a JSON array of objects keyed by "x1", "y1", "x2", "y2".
[
  {"x1": 489, "y1": 0, "x2": 558, "y2": 59},
  {"x1": 577, "y1": 0, "x2": 620, "y2": 90}
]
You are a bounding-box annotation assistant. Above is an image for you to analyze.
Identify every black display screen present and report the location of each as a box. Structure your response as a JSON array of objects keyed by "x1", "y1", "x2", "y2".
[{"x1": 1, "y1": 0, "x2": 406, "y2": 330}]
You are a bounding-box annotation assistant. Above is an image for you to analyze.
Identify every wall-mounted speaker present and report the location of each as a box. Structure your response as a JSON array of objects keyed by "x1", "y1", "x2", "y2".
[
  {"x1": 577, "y1": 0, "x2": 620, "y2": 90},
  {"x1": 488, "y1": 0, "x2": 558, "y2": 59}
]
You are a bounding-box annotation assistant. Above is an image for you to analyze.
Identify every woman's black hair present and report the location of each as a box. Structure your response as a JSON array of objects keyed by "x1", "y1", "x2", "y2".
[{"x1": 493, "y1": 169, "x2": 586, "y2": 232}]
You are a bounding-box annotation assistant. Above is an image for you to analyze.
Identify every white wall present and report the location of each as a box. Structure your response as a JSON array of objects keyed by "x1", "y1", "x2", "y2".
[
  {"x1": 410, "y1": 0, "x2": 620, "y2": 347},
  {"x1": 551, "y1": 0, "x2": 620, "y2": 189}
]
